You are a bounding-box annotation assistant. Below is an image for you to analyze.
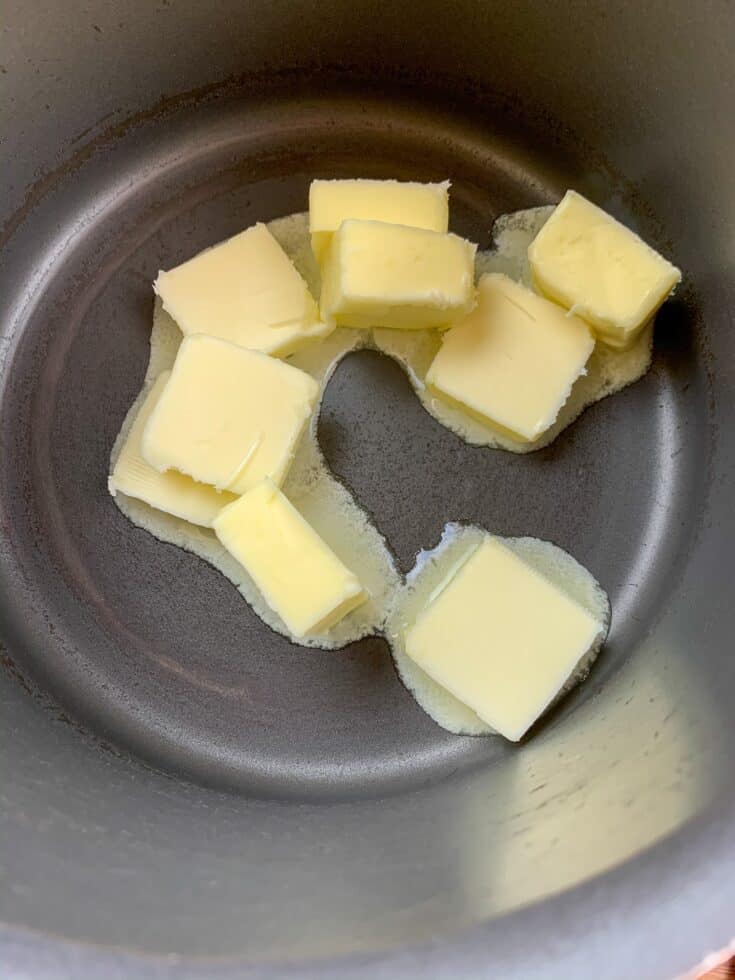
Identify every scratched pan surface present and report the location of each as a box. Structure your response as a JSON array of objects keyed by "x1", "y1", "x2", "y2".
[{"x1": 1, "y1": 2, "x2": 734, "y2": 979}]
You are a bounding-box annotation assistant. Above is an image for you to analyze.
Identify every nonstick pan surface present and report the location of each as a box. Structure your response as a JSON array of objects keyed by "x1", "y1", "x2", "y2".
[{"x1": 1, "y1": 2, "x2": 734, "y2": 978}]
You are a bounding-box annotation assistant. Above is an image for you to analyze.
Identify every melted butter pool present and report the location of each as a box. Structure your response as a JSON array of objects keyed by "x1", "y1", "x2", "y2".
[{"x1": 109, "y1": 207, "x2": 636, "y2": 731}]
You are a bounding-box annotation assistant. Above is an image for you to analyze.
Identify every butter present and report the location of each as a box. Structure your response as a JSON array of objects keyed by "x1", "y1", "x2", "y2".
[
  {"x1": 154, "y1": 223, "x2": 332, "y2": 356},
  {"x1": 142, "y1": 335, "x2": 318, "y2": 494},
  {"x1": 403, "y1": 536, "x2": 604, "y2": 741},
  {"x1": 528, "y1": 190, "x2": 681, "y2": 348},
  {"x1": 109, "y1": 372, "x2": 236, "y2": 526},
  {"x1": 214, "y1": 479, "x2": 367, "y2": 637},
  {"x1": 426, "y1": 273, "x2": 594, "y2": 442},
  {"x1": 309, "y1": 178, "x2": 449, "y2": 262},
  {"x1": 320, "y1": 220, "x2": 476, "y2": 330}
]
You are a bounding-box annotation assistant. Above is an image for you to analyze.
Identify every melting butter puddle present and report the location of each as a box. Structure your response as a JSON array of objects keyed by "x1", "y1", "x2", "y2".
[
  {"x1": 110, "y1": 208, "x2": 641, "y2": 731},
  {"x1": 385, "y1": 524, "x2": 610, "y2": 734}
]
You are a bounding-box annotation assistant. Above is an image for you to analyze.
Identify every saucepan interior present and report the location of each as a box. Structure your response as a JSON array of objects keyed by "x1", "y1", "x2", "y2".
[{"x1": 1, "y1": 2, "x2": 734, "y2": 978}]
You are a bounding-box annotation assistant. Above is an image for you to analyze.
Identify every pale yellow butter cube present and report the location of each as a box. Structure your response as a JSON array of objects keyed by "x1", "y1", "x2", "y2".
[
  {"x1": 142, "y1": 335, "x2": 318, "y2": 495},
  {"x1": 320, "y1": 220, "x2": 476, "y2": 330},
  {"x1": 528, "y1": 190, "x2": 681, "y2": 349},
  {"x1": 109, "y1": 372, "x2": 236, "y2": 526},
  {"x1": 404, "y1": 536, "x2": 604, "y2": 741},
  {"x1": 214, "y1": 479, "x2": 367, "y2": 637},
  {"x1": 426, "y1": 273, "x2": 594, "y2": 442},
  {"x1": 309, "y1": 178, "x2": 449, "y2": 262},
  {"x1": 154, "y1": 223, "x2": 332, "y2": 356}
]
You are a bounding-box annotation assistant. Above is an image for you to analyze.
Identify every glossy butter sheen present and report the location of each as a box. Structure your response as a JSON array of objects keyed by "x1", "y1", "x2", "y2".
[
  {"x1": 214, "y1": 479, "x2": 367, "y2": 638},
  {"x1": 309, "y1": 178, "x2": 449, "y2": 262},
  {"x1": 141, "y1": 335, "x2": 318, "y2": 495},
  {"x1": 528, "y1": 190, "x2": 681, "y2": 349},
  {"x1": 320, "y1": 219, "x2": 476, "y2": 330},
  {"x1": 154, "y1": 223, "x2": 332, "y2": 356},
  {"x1": 403, "y1": 536, "x2": 604, "y2": 741},
  {"x1": 426, "y1": 273, "x2": 595, "y2": 442}
]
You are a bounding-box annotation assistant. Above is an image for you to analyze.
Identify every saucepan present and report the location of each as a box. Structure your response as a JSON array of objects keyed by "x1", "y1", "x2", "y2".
[{"x1": 1, "y1": 1, "x2": 733, "y2": 977}]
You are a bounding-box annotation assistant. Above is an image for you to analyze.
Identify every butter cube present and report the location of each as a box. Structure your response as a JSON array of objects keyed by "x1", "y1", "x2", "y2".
[
  {"x1": 142, "y1": 335, "x2": 318, "y2": 494},
  {"x1": 426, "y1": 273, "x2": 594, "y2": 442},
  {"x1": 214, "y1": 479, "x2": 367, "y2": 637},
  {"x1": 404, "y1": 536, "x2": 604, "y2": 741},
  {"x1": 528, "y1": 190, "x2": 681, "y2": 348},
  {"x1": 320, "y1": 220, "x2": 476, "y2": 330},
  {"x1": 109, "y1": 372, "x2": 236, "y2": 526},
  {"x1": 309, "y1": 178, "x2": 449, "y2": 262},
  {"x1": 154, "y1": 223, "x2": 332, "y2": 356}
]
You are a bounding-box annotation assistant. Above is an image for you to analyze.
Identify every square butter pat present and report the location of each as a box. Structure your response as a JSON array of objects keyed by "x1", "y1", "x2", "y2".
[
  {"x1": 142, "y1": 335, "x2": 319, "y2": 495},
  {"x1": 404, "y1": 536, "x2": 603, "y2": 741},
  {"x1": 426, "y1": 273, "x2": 594, "y2": 442},
  {"x1": 309, "y1": 179, "x2": 449, "y2": 262},
  {"x1": 109, "y1": 372, "x2": 237, "y2": 526},
  {"x1": 214, "y1": 479, "x2": 367, "y2": 637},
  {"x1": 528, "y1": 190, "x2": 681, "y2": 349},
  {"x1": 154, "y1": 223, "x2": 332, "y2": 356},
  {"x1": 320, "y1": 220, "x2": 477, "y2": 330}
]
